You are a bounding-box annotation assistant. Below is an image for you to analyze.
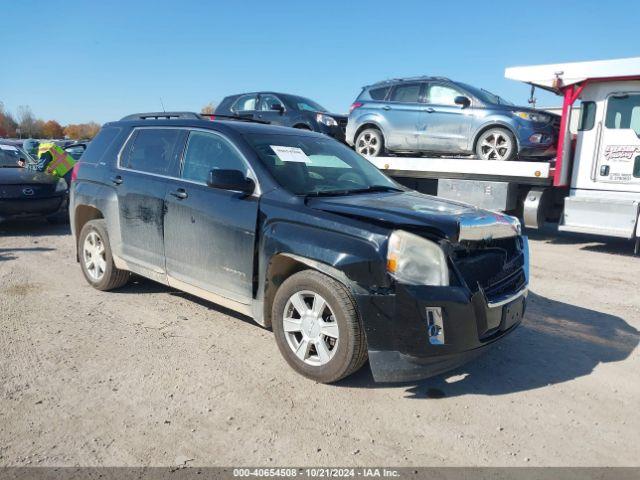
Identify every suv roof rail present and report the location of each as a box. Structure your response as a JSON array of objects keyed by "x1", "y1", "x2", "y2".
[
  {"x1": 120, "y1": 112, "x2": 201, "y2": 121},
  {"x1": 119, "y1": 111, "x2": 269, "y2": 124},
  {"x1": 367, "y1": 75, "x2": 452, "y2": 87}
]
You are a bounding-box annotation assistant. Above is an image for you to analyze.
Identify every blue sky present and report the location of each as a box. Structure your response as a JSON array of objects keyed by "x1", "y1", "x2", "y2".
[{"x1": 2, "y1": 0, "x2": 639, "y2": 125}]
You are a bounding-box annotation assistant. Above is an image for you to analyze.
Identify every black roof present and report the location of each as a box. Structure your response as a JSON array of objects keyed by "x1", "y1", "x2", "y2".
[{"x1": 365, "y1": 76, "x2": 452, "y2": 88}]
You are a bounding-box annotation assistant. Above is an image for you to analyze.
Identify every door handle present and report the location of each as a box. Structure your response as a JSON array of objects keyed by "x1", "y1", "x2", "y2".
[
  {"x1": 382, "y1": 105, "x2": 391, "y2": 111},
  {"x1": 111, "y1": 175, "x2": 123, "y2": 185},
  {"x1": 424, "y1": 107, "x2": 435, "y2": 113},
  {"x1": 170, "y1": 188, "x2": 188, "y2": 200}
]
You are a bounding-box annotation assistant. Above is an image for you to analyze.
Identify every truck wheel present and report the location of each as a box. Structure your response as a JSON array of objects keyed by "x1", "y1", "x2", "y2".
[
  {"x1": 78, "y1": 219, "x2": 129, "y2": 291},
  {"x1": 355, "y1": 128, "x2": 385, "y2": 157},
  {"x1": 272, "y1": 270, "x2": 368, "y2": 383},
  {"x1": 475, "y1": 128, "x2": 516, "y2": 161}
]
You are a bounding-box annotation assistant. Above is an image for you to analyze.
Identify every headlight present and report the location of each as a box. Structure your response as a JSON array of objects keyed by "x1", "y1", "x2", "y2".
[
  {"x1": 316, "y1": 113, "x2": 338, "y2": 127},
  {"x1": 513, "y1": 111, "x2": 551, "y2": 123},
  {"x1": 386, "y1": 230, "x2": 449, "y2": 286},
  {"x1": 55, "y1": 178, "x2": 68, "y2": 192}
]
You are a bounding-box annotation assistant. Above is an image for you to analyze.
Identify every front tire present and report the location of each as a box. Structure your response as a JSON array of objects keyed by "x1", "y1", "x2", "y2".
[
  {"x1": 78, "y1": 219, "x2": 130, "y2": 291},
  {"x1": 475, "y1": 127, "x2": 517, "y2": 161},
  {"x1": 355, "y1": 128, "x2": 385, "y2": 157},
  {"x1": 272, "y1": 270, "x2": 368, "y2": 383}
]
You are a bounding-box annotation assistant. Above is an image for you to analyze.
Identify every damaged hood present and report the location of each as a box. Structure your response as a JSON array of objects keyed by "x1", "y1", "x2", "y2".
[{"x1": 306, "y1": 190, "x2": 520, "y2": 242}]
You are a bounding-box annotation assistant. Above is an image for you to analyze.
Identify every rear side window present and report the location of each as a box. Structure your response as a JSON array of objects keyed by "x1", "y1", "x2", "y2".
[
  {"x1": 368, "y1": 86, "x2": 390, "y2": 100},
  {"x1": 578, "y1": 101, "x2": 596, "y2": 131},
  {"x1": 80, "y1": 126, "x2": 122, "y2": 164},
  {"x1": 232, "y1": 94, "x2": 257, "y2": 113},
  {"x1": 389, "y1": 84, "x2": 421, "y2": 103},
  {"x1": 120, "y1": 128, "x2": 184, "y2": 176}
]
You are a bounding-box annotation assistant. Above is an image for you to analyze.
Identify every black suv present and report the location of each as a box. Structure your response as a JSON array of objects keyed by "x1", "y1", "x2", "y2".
[
  {"x1": 70, "y1": 112, "x2": 529, "y2": 383},
  {"x1": 215, "y1": 92, "x2": 347, "y2": 142}
]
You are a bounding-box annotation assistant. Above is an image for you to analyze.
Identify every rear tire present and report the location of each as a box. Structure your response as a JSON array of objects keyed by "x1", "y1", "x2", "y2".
[
  {"x1": 272, "y1": 270, "x2": 368, "y2": 383},
  {"x1": 475, "y1": 127, "x2": 517, "y2": 161},
  {"x1": 78, "y1": 219, "x2": 129, "y2": 291},
  {"x1": 355, "y1": 128, "x2": 385, "y2": 157}
]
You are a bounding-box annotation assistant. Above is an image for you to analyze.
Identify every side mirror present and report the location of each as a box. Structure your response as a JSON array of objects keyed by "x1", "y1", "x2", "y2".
[
  {"x1": 270, "y1": 103, "x2": 284, "y2": 113},
  {"x1": 454, "y1": 96, "x2": 471, "y2": 108},
  {"x1": 207, "y1": 169, "x2": 255, "y2": 195}
]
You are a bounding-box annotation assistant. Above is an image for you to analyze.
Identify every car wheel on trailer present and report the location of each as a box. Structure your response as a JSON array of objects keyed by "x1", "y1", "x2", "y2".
[
  {"x1": 272, "y1": 270, "x2": 368, "y2": 383},
  {"x1": 78, "y1": 219, "x2": 130, "y2": 291},
  {"x1": 355, "y1": 128, "x2": 385, "y2": 157},
  {"x1": 475, "y1": 127, "x2": 516, "y2": 161}
]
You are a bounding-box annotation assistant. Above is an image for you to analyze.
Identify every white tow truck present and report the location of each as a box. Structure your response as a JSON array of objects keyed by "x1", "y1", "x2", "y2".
[{"x1": 368, "y1": 57, "x2": 640, "y2": 252}]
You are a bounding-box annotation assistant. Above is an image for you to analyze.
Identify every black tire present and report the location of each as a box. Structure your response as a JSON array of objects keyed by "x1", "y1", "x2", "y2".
[
  {"x1": 78, "y1": 219, "x2": 130, "y2": 291},
  {"x1": 272, "y1": 270, "x2": 368, "y2": 383},
  {"x1": 355, "y1": 128, "x2": 385, "y2": 157},
  {"x1": 475, "y1": 127, "x2": 517, "y2": 161}
]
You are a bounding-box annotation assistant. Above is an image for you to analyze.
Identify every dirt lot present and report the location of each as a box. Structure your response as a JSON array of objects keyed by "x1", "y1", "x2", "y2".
[{"x1": 0, "y1": 219, "x2": 638, "y2": 467}]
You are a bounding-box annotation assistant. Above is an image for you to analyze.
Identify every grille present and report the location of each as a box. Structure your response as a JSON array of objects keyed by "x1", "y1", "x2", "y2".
[
  {"x1": 337, "y1": 118, "x2": 348, "y2": 133},
  {"x1": 451, "y1": 237, "x2": 525, "y2": 301},
  {"x1": 0, "y1": 184, "x2": 56, "y2": 199}
]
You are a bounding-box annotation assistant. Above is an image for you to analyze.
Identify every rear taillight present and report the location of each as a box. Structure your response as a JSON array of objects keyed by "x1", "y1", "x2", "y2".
[
  {"x1": 70, "y1": 162, "x2": 81, "y2": 183},
  {"x1": 349, "y1": 102, "x2": 363, "y2": 113}
]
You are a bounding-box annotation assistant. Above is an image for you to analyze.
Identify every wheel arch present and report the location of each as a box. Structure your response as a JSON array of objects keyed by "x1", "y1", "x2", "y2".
[
  {"x1": 354, "y1": 122, "x2": 384, "y2": 142},
  {"x1": 262, "y1": 253, "x2": 355, "y2": 329},
  {"x1": 73, "y1": 205, "x2": 104, "y2": 261},
  {"x1": 471, "y1": 122, "x2": 520, "y2": 155}
]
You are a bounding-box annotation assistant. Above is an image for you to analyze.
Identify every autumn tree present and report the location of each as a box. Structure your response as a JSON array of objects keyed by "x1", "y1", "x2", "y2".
[
  {"x1": 0, "y1": 102, "x2": 18, "y2": 138},
  {"x1": 64, "y1": 122, "x2": 101, "y2": 140},
  {"x1": 17, "y1": 105, "x2": 36, "y2": 138},
  {"x1": 42, "y1": 120, "x2": 65, "y2": 139},
  {"x1": 201, "y1": 102, "x2": 217, "y2": 114}
]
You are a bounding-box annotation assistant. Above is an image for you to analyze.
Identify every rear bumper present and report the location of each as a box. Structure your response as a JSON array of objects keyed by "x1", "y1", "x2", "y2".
[{"x1": 0, "y1": 194, "x2": 67, "y2": 221}]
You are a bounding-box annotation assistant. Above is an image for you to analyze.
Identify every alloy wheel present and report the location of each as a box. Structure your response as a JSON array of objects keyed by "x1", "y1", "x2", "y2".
[
  {"x1": 83, "y1": 231, "x2": 107, "y2": 281},
  {"x1": 479, "y1": 131, "x2": 513, "y2": 160},
  {"x1": 282, "y1": 290, "x2": 339, "y2": 366},
  {"x1": 356, "y1": 131, "x2": 381, "y2": 156}
]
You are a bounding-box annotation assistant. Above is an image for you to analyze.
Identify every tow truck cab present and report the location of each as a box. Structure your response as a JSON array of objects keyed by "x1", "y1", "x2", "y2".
[{"x1": 506, "y1": 57, "x2": 640, "y2": 247}]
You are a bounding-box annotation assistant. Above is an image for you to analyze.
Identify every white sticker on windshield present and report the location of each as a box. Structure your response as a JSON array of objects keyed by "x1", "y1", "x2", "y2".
[
  {"x1": 270, "y1": 145, "x2": 311, "y2": 163},
  {"x1": 0, "y1": 144, "x2": 18, "y2": 151}
]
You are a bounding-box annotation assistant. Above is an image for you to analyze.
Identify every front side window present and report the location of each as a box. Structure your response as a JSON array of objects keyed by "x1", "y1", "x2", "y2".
[
  {"x1": 578, "y1": 101, "x2": 596, "y2": 131},
  {"x1": 427, "y1": 84, "x2": 463, "y2": 106},
  {"x1": 245, "y1": 133, "x2": 401, "y2": 195},
  {"x1": 259, "y1": 94, "x2": 285, "y2": 111},
  {"x1": 121, "y1": 128, "x2": 183, "y2": 176},
  {"x1": 389, "y1": 84, "x2": 421, "y2": 103},
  {"x1": 605, "y1": 94, "x2": 640, "y2": 135},
  {"x1": 232, "y1": 94, "x2": 257, "y2": 113},
  {"x1": 181, "y1": 131, "x2": 248, "y2": 184}
]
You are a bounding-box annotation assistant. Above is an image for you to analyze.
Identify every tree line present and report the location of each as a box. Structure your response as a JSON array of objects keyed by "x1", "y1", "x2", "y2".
[{"x1": 0, "y1": 102, "x2": 101, "y2": 140}]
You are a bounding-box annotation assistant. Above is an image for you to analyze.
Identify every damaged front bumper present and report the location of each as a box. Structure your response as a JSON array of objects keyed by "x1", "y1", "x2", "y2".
[{"x1": 355, "y1": 260, "x2": 528, "y2": 383}]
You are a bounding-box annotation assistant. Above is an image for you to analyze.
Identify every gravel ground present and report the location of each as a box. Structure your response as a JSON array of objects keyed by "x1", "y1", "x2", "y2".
[{"x1": 0, "y1": 219, "x2": 638, "y2": 467}]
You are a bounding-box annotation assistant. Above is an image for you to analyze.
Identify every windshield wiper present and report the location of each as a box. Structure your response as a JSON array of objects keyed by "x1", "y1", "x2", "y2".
[{"x1": 305, "y1": 185, "x2": 403, "y2": 197}]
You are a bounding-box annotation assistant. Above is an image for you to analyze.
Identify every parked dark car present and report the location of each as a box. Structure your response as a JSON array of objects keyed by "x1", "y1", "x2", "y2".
[
  {"x1": 64, "y1": 142, "x2": 88, "y2": 160},
  {"x1": 215, "y1": 92, "x2": 348, "y2": 142},
  {"x1": 70, "y1": 112, "x2": 528, "y2": 383},
  {"x1": 347, "y1": 76, "x2": 560, "y2": 160},
  {"x1": 0, "y1": 142, "x2": 68, "y2": 223}
]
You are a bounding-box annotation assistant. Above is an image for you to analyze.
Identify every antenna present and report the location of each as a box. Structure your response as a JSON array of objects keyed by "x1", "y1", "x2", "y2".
[{"x1": 159, "y1": 97, "x2": 166, "y2": 112}]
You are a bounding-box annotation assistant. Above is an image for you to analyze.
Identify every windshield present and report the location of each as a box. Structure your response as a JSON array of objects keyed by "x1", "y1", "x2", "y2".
[
  {"x1": 244, "y1": 133, "x2": 402, "y2": 196},
  {"x1": 459, "y1": 83, "x2": 514, "y2": 106},
  {"x1": 291, "y1": 96, "x2": 328, "y2": 113},
  {"x1": 0, "y1": 145, "x2": 35, "y2": 168}
]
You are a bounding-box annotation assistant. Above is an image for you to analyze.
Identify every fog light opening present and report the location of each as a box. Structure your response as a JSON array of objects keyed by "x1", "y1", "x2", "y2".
[{"x1": 426, "y1": 307, "x2": 445, "y2": 345}]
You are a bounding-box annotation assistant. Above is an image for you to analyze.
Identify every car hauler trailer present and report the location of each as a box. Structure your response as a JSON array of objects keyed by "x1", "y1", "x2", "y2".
[{"x1": 370, "y1": 57, "x2": 640, "y2": 253}]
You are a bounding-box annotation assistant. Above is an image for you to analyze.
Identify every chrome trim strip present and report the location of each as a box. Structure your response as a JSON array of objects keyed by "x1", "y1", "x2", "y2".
[
  {"x1": 115, "y1": 125, "x2": 261, "y2": 196},
  {"x1": 486, "y1": 286, "x2": 528, "y2": 308},
  {"x1": 458, "y1": 213, "x2": 520, "y2": 241}
]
